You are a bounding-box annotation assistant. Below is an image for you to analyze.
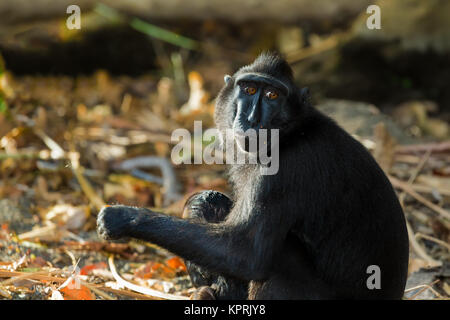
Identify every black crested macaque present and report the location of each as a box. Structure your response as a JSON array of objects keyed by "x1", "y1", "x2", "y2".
[{"x1": 97, "y1": 53, "x2": 409, "y2": 299}]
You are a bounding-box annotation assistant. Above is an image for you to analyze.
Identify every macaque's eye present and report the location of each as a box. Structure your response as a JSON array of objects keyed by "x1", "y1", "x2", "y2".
[
  {"x1": 244, "y1": 86, "x2": 257, "y2": 95},
  {"x1": 265, "y1": 90, "x2": 278, "y2": 100}
]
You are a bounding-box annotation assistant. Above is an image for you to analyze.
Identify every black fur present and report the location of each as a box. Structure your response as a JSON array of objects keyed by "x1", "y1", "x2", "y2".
[{"x1": 97, "y1": 53, "x2": 409, "y2": 299}]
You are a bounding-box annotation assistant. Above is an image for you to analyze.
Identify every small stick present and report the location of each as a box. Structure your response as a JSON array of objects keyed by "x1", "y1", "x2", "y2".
[
  {"x1": 406, "y1": 279, "x2": 441, "y2": 300},
  {"x1": 395, "y1": 141, "x2": 450, "y2": 154},
  {"x1": 18, "y1": 224, "x2": 57, "y2": 241},
  {"x1": 407, "y1": 149, "x2": 432, "y2": 184},
  {"x1": 409, "y1": 184, "x2": 450, "y2": 197},
  {"x1": 0, "y1": 270, "x2": 64, "y2": 285},
  {"x1": 405, "y1": 220, "x2": 441, "y2": 268},
  {"x1": 33, "y1": 128, "x2": 65, "y2": 159},
  {"x1": 393, "y1": 151, "x2": 443, "y2": 267},
  {"x1": 0, "y1": 269, "x2": 124, "y2": 300},
  {"x1": 415, "y1": 233, "x2": 450, "y2": 252},
  {"x1": 69, "y1": 152, "x2": 105, "y2": 211},
  {"x1": 0, "y1": 151, "x2": 39, "y2": 160},
  {"x1": 390, "y1": 176, "x2": 450, "y2": 221},
  {"x1": 64, "y1": 250, "x2": 78, "y2": 267},
  {"x1": 108, "y1": 255, "x2": 189, "y2": 300},
  {"x1": 97, "y1": 286, "x2": 156, "y2": 300},
  {"x1": 80, "y1": 280, "x2": 116, "y2": 300},
  {"x1": 398, "y1": 149, "x2": 431, "y2": 213},
  {"x1": 31, "y1": 124, "x2": 105, "y2": 211}
]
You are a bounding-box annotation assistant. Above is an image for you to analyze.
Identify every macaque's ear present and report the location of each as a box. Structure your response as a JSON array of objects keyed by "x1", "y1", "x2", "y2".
[
  {"x1": 300, "y1": 87, "x2": 310, "y2": 97},
  {"x1": 299, "y1": 87, "x2": 311, "y2": 105},
  {"x1": 224, "y1": 75, "x2": 232, "y2": 84}
]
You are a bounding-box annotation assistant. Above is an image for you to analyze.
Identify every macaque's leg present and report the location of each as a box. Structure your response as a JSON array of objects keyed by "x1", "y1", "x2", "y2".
[
  {"x1": 248, "y1": 237, "x2": 335, "y2": 300},
  {"x1": 182, "y1": 191, "x2": 248, "y2": 300}
]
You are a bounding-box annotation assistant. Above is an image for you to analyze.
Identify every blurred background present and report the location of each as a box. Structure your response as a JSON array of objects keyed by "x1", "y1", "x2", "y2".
[{"x1": 0, "y1": 0, "x2": 448, "y2": 300}]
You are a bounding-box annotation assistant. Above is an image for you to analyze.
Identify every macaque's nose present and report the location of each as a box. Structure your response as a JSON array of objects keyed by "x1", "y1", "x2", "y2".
[{"x1": 247, "y1": 102, "x2": 260, "y2": 127}]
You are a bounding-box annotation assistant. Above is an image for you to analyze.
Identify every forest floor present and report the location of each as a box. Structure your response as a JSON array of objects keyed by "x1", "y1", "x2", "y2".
[{"x1": 0, "y1": 48, "x2": 449, "y2": 300}]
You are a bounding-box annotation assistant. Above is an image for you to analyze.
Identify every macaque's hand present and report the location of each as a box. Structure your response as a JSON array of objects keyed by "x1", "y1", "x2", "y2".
[{"x1": 97, "y1": 205, "x2": 135, "y2": 240}]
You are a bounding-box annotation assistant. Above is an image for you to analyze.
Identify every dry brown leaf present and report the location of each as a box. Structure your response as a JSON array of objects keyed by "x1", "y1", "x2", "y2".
[
  {"x1": 45, "y1": 204, "x2": 89, "y2": 230},
  {"x1": 373, "y1": 122, "x2": 396, "y2": 173}
]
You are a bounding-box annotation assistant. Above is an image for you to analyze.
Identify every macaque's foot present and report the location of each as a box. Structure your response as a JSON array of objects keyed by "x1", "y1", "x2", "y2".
[
  {"x1": 182, "y1": 190, "x2": 232, "y2": 223},
  {"x1": 97, "y1": 205, "x2": 134, "y2": 240},
  {"x1": 190, "y1": 286, "x2": 216, "y2": 300}
]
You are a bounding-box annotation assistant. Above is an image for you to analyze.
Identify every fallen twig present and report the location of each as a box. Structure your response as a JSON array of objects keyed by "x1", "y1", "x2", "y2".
[
  {"x1": 395, "y1": 141, "x2": 450, "y2": 154},
  {"x1": 80, "y1": 280, "x2": 116, "y2": 300},
  {"x1": 391, "y1": 152, "x2": 448, "y2": 267},
  {"x1": 407, "y1": 150, "x2": 432, "y2": 184},
  {"x1": 72, "y1": 127, "x2": 173, "y2": 145},
  {"x1": 0, "y1": 269, "x2": 138, "y2": 300},
  {"x1": 0, "y1": 151, "x2": 39, "y2": 160},
  {"x1": 27, "y1": 119, "x2": 106, "y2": 211},
  {"x1": 409, "y1": 184, "x2": 450, "y2": 197},
  {"x1": 98, "y1": 286, "x2": 156, "y2": 300},
  {"x1": 390, "y1": 176, "x2": 450, "y2": 221},
  {"x1": 406, "y1": 279, "x2": 441, "y2": 300},
  {"x1": 18, "y1": 223, "x2": 85, "y2": 242},
  {"x1": 33, "y1": 128, "x2": 65, "y2": 159},
  {"x1": 69, "y1": 152, "x2": 105, "y2": 211},
  {"x1": 0, "y1": 270, "x2": 66, "y2": 285},
  {"x1": 108, "y1": 255, "x2": 189, "y2": 300},
  {"x1": 415, "y1": 233, "x2": 450, "y2": 252},
  {"x1": 405, "y1": 220, "x2": 441, "y2": 268},
  {"x1": 18, "y1": 224, "x2": 58, "y2": 241},
  {"x1": 59, "y1": 241, "x2": 130, "y2": 256}
]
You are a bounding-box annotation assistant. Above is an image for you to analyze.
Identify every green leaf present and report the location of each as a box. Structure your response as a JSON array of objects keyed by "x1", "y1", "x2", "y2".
[
  {"x1": 94, "y1": 3, "x2": 198, "y2": 50},
  {"x1": 130, "y1": 18, "x2": 198, "y2": 50},
  {"x1": 0, "y1": 95, "x2": 7, "y2": 114}
]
